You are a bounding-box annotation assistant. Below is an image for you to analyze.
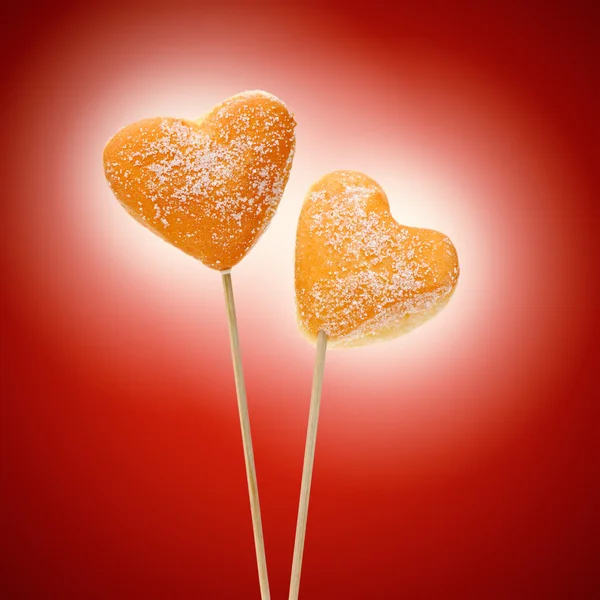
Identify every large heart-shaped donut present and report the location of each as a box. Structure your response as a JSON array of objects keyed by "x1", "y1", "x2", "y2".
[
  {"x1": 295, "y1": 171, "x2": 459, "y2": 347},
  {"x1": 103, "y1": 91, "x2": 296, "y2": 270}
]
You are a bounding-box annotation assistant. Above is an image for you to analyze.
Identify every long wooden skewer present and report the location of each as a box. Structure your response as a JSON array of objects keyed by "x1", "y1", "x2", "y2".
[
  {"x1": 289, "y1": 330, "x2": 328, "y2": 600},
  {"x1": 221, "y1": 270, "x2": 270, "y2": 600}
]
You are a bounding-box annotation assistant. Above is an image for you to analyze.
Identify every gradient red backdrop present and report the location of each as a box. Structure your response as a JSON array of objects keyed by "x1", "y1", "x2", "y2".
[{"x1": 2, "y1": 1, "x2": 599, "y2": 598}]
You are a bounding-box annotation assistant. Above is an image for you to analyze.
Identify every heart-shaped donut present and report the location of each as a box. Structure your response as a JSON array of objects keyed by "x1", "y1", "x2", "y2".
[
  {"x1": 295, "y1": 171, "x2": 459, "y2": 347},
  {"x1": 103, "y1": 91, "x2": 296, "y2": 270}
]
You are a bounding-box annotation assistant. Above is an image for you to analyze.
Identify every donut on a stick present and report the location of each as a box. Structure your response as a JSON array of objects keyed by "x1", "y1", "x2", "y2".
[
  {"x1": 290, "y1": 170, "x2": 459, "y2": 599},
  {"x1": 104, "y1": 90, "x2": 296, "y2": 600}
]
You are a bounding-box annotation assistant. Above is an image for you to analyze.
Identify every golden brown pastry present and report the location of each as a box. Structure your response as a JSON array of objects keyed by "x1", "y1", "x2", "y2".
[
  {"x1": 103, "y1": 91, "x2": 296, "y2": 270},
  {"x1": 295, "y1": 171, "x2": 459, "y2": 347}
]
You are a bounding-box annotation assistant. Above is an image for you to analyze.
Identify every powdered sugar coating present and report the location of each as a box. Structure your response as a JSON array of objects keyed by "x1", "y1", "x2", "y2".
[
  {"x1": 103, "y1": 91, "x2": 296, "y2": 270},
  {"x1": 295, "y1": 171, "x2": 459, "y2": 347}
]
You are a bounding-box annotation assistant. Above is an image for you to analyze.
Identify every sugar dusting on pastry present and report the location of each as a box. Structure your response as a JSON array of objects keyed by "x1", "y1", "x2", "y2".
[
  {"x1": 103, "y1": 91, "x2": 296, "y2": 270},
  {"x1": 295, "y1": 171, "x2": 459, "y2": 347}
]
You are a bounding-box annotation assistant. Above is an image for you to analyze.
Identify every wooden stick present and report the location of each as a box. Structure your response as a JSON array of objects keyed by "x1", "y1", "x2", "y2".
[
  {"x1": 221, "y1": 271, "x2": 270, "y2": 600},
  {"x1": 288, "y1": 330, "x2": 328, "y2": 600}
]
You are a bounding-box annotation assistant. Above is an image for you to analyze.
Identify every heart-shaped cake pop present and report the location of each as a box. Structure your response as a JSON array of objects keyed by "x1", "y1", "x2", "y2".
[
  {"x1": 295, "y1": 171, "x2": 459, "y2": 347},
  {"x1": 103, "y1": 91, "x2": 296, "y2": 270}
]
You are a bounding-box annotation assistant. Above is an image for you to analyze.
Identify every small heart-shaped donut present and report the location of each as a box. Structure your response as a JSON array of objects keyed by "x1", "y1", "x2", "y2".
[
  {"x1": 103, "y1": 91, "x2": 296, "y2": 270},
  {"x1": 295, "y1": 171, "x2": 459, "y2": 347}
]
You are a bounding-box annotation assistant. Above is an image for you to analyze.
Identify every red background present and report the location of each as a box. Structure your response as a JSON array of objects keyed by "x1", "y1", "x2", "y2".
[{"x1": 2, "y1": 1, "x2": 599, "y2": 598}]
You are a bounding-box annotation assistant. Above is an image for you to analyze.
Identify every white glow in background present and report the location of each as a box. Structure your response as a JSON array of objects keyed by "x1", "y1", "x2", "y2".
[{"x1": 13, "y1": 9, "x2": 582, "y2": 457}]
